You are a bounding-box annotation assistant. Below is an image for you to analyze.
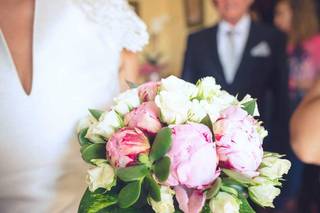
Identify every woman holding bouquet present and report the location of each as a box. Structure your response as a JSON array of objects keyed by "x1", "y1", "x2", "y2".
[{"x1": 0, "y1": 0, "x2": 148, "y2": 212}]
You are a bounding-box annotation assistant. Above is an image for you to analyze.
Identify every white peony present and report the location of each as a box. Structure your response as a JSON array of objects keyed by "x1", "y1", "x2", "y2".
[
  {"x1": 155, "y1": 91, "x2": 191, "y2": 124},
  {"x1": 209, "y1": 192, "x2": 240, "y2": 213},
  {"x1": 188, "y1": 99, "x2": 207, "y2": 122},
  {"x1": 259, "y1": 156, "x2": 291, "y2": 180},
  {"x1": 113, "y1": 88, "x2": 140, "y2": 115},
  {"x1": 161, "y1": 75, "x2": 198, "y2": 99},
  {"x1": 196, "y1": 77, "x2": 221, "y2": 100},
  {"x1": 86, "y1": 110, "x2": 123, "y2": 140},
  {"x1": 149, "y1": 186, "x2": 175, "y2": 213},
  {"x1": 248, "y1": 183, "x2": 280, "y2": 208},
  {"x1": 86, "y1": 160, "x2": 116, "y2": 192}
]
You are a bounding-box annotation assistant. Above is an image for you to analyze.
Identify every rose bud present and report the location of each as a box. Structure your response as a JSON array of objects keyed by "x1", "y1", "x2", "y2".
[
  {"x1": 124, "y1": 102, "x2": 162, "y2": 136},
  {"x1": 213, "y1": 106, "x2": 264, "y2": 177},
  {"x1": 106, "y1": 127, "x2": 150, "y2": 168},
  {"x1": 138, "y1": 81, "x2": 160, "y2": 102}
]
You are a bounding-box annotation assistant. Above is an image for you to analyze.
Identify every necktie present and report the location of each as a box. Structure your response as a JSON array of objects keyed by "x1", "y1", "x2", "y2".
[{"x1": 225, "y1": 30, "x2": 237, "y2": 84}]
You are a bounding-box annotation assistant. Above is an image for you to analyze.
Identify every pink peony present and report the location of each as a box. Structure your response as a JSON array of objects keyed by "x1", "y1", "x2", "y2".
[
  {"x1": 124, "y1": 102, "x2": 162, "y2": 136},
  {"x1": 106, "y1": 128, "x2": 150, "y2": 168},
  {"x1": 175, "y1": 186, "x2": 206, "y2": 213},
  {"x1": 138, "y1": 81, "x2": 160, "y2": 102},
  {"x1": 213, "y1": 106, "x2": 264, "y2": 177},
  {"x1": 166, "y1": 123, "x2": 219, "y2": 189}
]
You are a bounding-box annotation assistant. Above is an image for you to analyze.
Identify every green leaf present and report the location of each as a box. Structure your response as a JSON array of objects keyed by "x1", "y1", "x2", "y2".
[
  {"x1": 99, "y1": 205, "x2": 146, "y2": 213},
  {"x1": 239, "y1": 195, "x2": 256, "y2": 213},
  {"x1": 223, "y1": 169, "x2": 254, "y2": 186},
  {"x1": 241, "y1": 100, "x2": 256, "y2": 116},
  {"x1": 200, "y1": 114, "x2": 213, "y2": 132},
  {"x1": 78, "y1": 128, "x2": 92, "y2": 146},
  {"x1": 89, "y1": 109, "x2": 104, "y2": 121},
  {"x1": 220, "y1": 185, "x2": 238, "y2": 196},
  {"x1": 78, "y1": 188, "x2": 117, "y2": 213},
  {"x1": 154, "y1": 156, "x2": 171, "y2": 182},
  {"x1": 126, "y1": 80, "x2": 139, "y2": 89},
  {"x1": 150, "y1": 127, "x2": 172, "y2": 162},
  {"x1": 145, "y1": 175, "x2": 161, "y2": 202},
  {"x1": 117, "y1": 165, "x2": 149, "y2": 182},
  {"x1": 222, "y1": 178, "x2": 247, "y2": 195},
  {"x1": 118, "y1": 181, "x2": 142, "y2": 208},
  {"x1": 200, "y1": 203, "x2": 211, "y2": 213},
  {"x1": 81, "y1": 143, "x2": 106, "y2": 164},
  {"x1": 206, "y1": 177, "x2": 222, "y2": 199}
]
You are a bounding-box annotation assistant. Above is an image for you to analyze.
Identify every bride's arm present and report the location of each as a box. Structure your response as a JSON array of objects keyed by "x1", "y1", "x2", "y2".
[
  {"x1": 119, "y1": 50, "x2": 139, "y2": 91},
  {"x1": 290, "y1": 79, "x2": 320, "y2": 165}
]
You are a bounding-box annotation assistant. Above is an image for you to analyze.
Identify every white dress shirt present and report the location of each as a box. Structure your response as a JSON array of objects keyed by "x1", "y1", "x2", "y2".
[
  {"x1": 0, "y1": 0, "x2": 148, "y2": 212},
  {"x1": 217, "y1": 14, "x2": 251, "y2": 84}
]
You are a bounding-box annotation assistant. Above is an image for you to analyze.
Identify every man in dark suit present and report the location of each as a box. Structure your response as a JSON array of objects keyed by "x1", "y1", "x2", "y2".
[{"x1": 182, "y1": 0, "x2": 289, "y2": 154}]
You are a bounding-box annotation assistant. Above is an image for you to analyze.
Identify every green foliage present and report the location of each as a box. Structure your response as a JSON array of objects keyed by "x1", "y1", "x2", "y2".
[
  {"x1": 145, "y1": 175, "x2": 161, "y2": 202},
  {"x1": 78, "y1": 188, "x2": 117, "y2": 213},
  {"x1": 222, "y1": 169, "x2": 254, "y2": 186},
  {"x1": 206, "y1": 177, "x2": 222, "y2": 199},
  {"x1": 149, "y1": 127, "x2": 172, "y2": 162},
  {"x1": 78, "y1": 128, "x2": 92, "y2": 146},
  {"x1": 126, "y1": 80, "x2": 139, "y2": 89},
  {"x1": 241, "y1": 100, "x2": 257, "y2": 116},
  {"x1": 239, "y1": 195, "x2": 256, "y2": 213},
  {"x1": 200, "y1": 114, "x2": 213, "y2": 132},
  {"x1": 81, "y1": 143, "x2": 106, "y2": 164},
  {"x1": 154, "y1": 156, "x2": 171, "y2": 182},
  {"x1": 89, "y1": 109, "x2": 104, "y2": 121},
  {"x1": 117, "y1": 165, "x2": 149, "y2": 182},
  {"x1": 118, "y1": 181, "x2": 142, "y2": 208}
]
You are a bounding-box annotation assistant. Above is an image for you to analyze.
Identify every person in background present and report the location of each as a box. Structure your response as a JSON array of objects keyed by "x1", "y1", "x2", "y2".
[
  {"x1": 182, "y1": 0, "x2": 289, "y2": 177},
  {"x1": 274, "y1": 0, "x2": 320, "y2": 212},
  {"x1": 291, "y1": 79, "x2": 320, "y2": 165},
  {"x1": 290, "y1": 79, "x2": 320, "y2": 213}
]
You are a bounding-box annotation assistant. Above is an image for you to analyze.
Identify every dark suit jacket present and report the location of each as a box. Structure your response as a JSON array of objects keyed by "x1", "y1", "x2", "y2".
[{"x1": 182, "y1": 21, "x2": 290, "y2": 152}]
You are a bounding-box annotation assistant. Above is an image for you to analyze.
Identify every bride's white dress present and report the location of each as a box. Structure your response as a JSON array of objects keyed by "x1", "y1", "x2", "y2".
[{"x1": 0, "y1": 0, "x2": 148, "y2": 212}]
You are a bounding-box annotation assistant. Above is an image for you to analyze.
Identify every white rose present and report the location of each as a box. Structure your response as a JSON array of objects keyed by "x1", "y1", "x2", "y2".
[
  {"x1": 248, "y1": 184, "x2": 280, "y2": 208},
  {"x1": 155, "y1": 91, "x2": 191, "y2": 124},
  {"x1": 188, "y1": 99, "x2": 207, "y2": 122},
  {"x1": 240, "y1": 95, "x2": 260, "y2": 117},
  {"x1": 77, "y1": 116, "x2": 96, "y2": 133},
  {"x1": 161, "y1": 75, "x2": 198, "y2": 99},
  {"x1": 196, "y1": 77, "x2": 221, "y2": 100},
  {"x1": 259, "y1": 156, "x2": 291, "y2": 180},
  {"x1": 201, "y1": 92, "x2": 237, "y2": 122},
  {"x1": 113, "y1": 89, "x2": 140, "y2": 115},
  {"x1": 209, "y1": 192, "x2": 240, "y2": 213},
  {"x1": 149, "y1": 186, "x2": 175, "y2": 213},
  {"x1": 86, "y1": 160, "x2": 116, "y2": 192},
  {"x1": 256, "y1": 122, "x2": 268, "y2": 139},
  {"x1": 86, "y1": 110, "x2": 123, "y2": 140}
]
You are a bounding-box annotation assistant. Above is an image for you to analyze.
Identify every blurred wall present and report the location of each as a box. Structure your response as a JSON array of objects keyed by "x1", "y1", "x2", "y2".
[{"x1": 136, "y1": 0, "x2": 220, "y2": 77}]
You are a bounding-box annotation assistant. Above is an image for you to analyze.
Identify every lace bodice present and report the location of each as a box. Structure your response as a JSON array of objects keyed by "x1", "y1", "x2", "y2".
[{"x1": 74, "y1": 0, "x2": 149, "y2": 52}]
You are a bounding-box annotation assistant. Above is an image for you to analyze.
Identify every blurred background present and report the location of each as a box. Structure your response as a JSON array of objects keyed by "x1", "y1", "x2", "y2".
[{"x1": 125, "y1": 0, "x2": 320, "y2": 82}]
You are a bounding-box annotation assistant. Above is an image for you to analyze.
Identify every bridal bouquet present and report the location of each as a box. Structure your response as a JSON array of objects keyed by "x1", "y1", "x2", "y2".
[{"x1": 77, "y1": 76, "x2": 291, "y2": 213}]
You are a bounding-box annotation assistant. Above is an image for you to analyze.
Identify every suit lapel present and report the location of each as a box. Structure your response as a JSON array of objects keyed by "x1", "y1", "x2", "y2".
[{"x1": 232, "y1": 21, "x2": 258, "y2": 88}]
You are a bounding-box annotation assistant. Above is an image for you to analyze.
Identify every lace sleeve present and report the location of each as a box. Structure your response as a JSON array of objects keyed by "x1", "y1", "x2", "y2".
[{"x1": 74, "y1": 0, "x2": 149, "y2": 52}]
